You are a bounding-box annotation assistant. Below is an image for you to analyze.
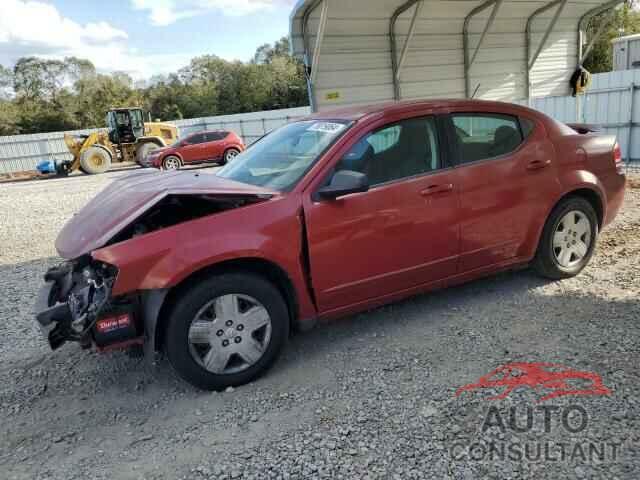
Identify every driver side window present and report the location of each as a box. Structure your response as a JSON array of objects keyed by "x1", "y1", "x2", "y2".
[{"x1": 334, "y1": 116, "x2": 440, "y2": 187}]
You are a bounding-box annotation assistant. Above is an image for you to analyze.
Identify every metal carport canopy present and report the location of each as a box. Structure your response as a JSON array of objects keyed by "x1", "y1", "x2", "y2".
[{"x1": 290, "y1": 0, "x2": 624, "y2": 111}]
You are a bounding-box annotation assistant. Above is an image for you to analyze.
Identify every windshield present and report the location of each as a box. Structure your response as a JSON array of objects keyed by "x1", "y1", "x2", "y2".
[{"x1": 217, "y1": 120, "x2": 351, "y2": 191}]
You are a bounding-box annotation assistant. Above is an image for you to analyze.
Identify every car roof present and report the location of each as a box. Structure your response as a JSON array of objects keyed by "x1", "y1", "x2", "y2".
[{"x1": 304, "y1": 99, "x2": 538, "y2": 122}]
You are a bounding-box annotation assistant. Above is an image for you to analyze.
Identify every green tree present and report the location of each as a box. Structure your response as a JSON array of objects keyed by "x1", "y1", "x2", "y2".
[
  {"x1": 583, "y1": 1, "x2": 640, "y2": 73},
  {"x1": 0, "y1": 35, "x2": 309, "y2": 135}
]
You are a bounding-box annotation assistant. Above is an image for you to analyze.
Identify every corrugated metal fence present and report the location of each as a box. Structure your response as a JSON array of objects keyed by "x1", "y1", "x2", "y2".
[
  {"x1": 527, "y1": 70, "x2": 640, "y2": 163},
  {"x1": 0, "y1": 106, "x2": 311, "y2": 174}
]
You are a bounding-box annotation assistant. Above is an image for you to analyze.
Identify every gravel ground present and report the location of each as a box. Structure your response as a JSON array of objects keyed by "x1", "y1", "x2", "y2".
[{"x1": 0, "y1": 169, "x2": 639, "y2": 480}]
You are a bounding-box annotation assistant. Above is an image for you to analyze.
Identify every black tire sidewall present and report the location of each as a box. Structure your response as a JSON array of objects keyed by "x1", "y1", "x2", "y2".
[
  {"x1": 223, "y1": 148, "x2": 240, "y2": 164},
  {"x1": 163, "y1": 155, "x2": 181, "y2": 170},
  {"x1": 164, "y1": 272, "x2": 289, "y2": 391},
  {"x1": 535, "y1": 197, "x2": 598, "y2": 279}
]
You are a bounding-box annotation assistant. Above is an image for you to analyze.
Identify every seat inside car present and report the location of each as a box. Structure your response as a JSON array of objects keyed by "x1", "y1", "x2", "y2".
[
  {"x1": 368, "y1": 120, "x2": 431, "y2": 185},
  {"x1": 490, "y1": 125, "x2": 521, "y2": 157}
]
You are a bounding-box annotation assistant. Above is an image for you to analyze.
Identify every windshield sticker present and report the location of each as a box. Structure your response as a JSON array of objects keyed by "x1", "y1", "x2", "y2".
[{"x1": 307, "y1": 122, "x2": 346, "y2": 134}]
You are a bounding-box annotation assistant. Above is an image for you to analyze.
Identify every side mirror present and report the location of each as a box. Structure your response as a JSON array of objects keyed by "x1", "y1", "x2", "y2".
[{"x1": 317, "y1": 170, "x2": 369, "y2": 200}]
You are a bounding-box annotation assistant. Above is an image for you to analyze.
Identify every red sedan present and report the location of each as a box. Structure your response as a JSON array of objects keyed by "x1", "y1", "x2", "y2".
[
  {"x1": 142, "y1": 130, "x2": 245, "y2": 169},
  {"x1": 36, "y1": 100, "x2": 625, "y2": 390}
]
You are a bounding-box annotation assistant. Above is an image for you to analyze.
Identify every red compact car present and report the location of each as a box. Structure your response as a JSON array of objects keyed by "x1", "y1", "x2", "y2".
[
  {"x1": 141, "y1": 130, "x2": 245, "y2": 170},
  {"x1": 36, "y1": 100, "x2": 625, "y2": 390}
]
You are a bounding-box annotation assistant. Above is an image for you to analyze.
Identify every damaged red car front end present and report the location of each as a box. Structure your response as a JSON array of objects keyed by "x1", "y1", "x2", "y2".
[{"x1": 34, "y1": 169, "x2": 313, "y2": 356}]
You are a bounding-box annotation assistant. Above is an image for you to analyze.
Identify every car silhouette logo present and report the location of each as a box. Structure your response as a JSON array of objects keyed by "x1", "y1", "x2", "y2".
[{"x1": 455, "y1": 362, "x2": 611, "y2": 403}]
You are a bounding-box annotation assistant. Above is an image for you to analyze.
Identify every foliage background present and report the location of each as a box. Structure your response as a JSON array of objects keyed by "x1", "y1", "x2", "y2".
[{"x1": 0, "y1": 37, "x2": 307, "y2": 136}]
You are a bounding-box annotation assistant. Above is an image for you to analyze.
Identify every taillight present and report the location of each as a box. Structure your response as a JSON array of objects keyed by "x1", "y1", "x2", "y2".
[{"x1": 613, "y1": 142, "x2": 623, "y2": 173}]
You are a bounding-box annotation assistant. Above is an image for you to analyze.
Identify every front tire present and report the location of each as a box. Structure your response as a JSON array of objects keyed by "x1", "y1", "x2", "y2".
[
  {"x1": 164, "y1": 272, "x2": 289, "y2": 391},
  {"x1": 79, "y1": 146, "x2": 111, "y2": 174},
  {"x1": 533, "y1": 196, "x2": 598, "y2": 279},
  {"x1": 162, "y1": 155, "x2": 182, "y2": 170}
]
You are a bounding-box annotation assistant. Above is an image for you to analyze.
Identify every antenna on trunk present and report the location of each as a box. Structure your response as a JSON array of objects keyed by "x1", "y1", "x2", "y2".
[{"x1": 471, "y1": 83, "x2": 481, "y2": 99}]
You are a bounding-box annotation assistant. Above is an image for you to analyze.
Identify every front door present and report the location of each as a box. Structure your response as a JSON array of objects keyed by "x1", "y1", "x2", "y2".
[{"x1": 303, "y1": 115, "x2": 460, "y2": 313}]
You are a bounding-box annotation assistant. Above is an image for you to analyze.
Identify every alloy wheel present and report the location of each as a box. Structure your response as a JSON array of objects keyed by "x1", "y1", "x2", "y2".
[
  {"x1": 187, "y1": 294, "x2": 272, "y2": 375},
  {"x1": 225, "y1": 149, "x2": 239, "y2": 162},
  {"x1": 164, "y1": 157, "x2": 180, "y2": 170},
  {"x1": 552, "y1": 210, "x2": 592, "y2": 268}
]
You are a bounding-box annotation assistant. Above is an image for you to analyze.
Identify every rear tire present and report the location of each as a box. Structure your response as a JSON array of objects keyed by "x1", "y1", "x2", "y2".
[
  {"x1": 136, "y1": 142, "x2": 160, "y2": 164},
  {"x1": 221, "y1": 148, "x2": 241, "y2": 165},
  {"x1": 79, "y1": 146, "x2": 111, "y2": 174},
  {"x1": 162, "y1": 155, "x2": 182, "y2": 170},
  {"x1": 164, "y1": 272, "x2": 289, "y2": 391},
  {"x1": 533, "y1": 196, "x2": 598, "y2": 279}
]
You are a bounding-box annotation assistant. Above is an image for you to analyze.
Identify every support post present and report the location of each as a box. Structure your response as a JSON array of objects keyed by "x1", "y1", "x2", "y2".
[
  {"x1": 309, "y1": 0, "x2": 328, "y2": 87},
  {"x1": 390, "y1": 0, "x2": 422, "y2": 101},
  {"x1": 578, "y1": 0, "x2": 625, "y2": 66},
  {"x1": 301, "y1": 0, "x2": 324, "y2": 112},
  {"x1": 396, "y1": 1, "x2": 424, "y2": 83},
  {"x1": 463, "y1": 0, "x2": 503, "y2": 98},
  {"x1": 525, "y1": 0, "x2": 568, "y2": 100}
]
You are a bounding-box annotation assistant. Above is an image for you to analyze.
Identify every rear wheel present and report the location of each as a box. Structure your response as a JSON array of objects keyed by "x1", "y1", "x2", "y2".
[
  {"x1": 533, "y1": 196, "x2": 598, "y2": 279},
  {"x1": 162, "y1": 155, "x2": 181, "y2": 170},
  {"x1": 136, "y1": 142, "x2": 160, "y2": 164},
  {"x1": 221, "y1": 148, "x2": 241, "y2": 165},
  {"x1": 164, "y1": 272, "x2": 289, "y2": 391},
  {"x1": 79, "y1": 146, "x2": 111, "y2": 174}
]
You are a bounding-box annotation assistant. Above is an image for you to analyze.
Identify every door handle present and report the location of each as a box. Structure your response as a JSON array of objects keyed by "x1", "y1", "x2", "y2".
[
  {"x1": 420, "y1": 183, "x2": 454, "y2": 196},
  {"x1": 527, "y1": 159, "x2": 551, "y2": 171}
]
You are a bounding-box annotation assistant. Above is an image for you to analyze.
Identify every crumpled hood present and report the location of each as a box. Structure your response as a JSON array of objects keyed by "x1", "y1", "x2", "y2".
[{"x1": 56, "y1": 170, "x2": 276, "y2": 259}]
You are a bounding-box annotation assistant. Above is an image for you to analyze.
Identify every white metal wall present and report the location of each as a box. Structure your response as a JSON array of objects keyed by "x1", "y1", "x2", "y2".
[
  {"x1": 0, "y1": 107, "x2": 311, "y2": 174},
  {"x1": 291, "y1": 0, "x2": 609, "y2": 111},
  {"x1": 612, "y1": 34, "x2": 640, "y2": 71},
  {"x1": 533, "y1": 69, "x2": 640, "y2": 161}
]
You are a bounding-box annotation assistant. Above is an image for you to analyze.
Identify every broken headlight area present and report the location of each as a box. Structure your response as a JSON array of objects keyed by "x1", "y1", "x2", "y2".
[
  {"x1": 35, "y1": 257, "x2": 142, "y2": 351},
  {"x1": 108, "y1": 194, "x2": 269, "y2": 244}
]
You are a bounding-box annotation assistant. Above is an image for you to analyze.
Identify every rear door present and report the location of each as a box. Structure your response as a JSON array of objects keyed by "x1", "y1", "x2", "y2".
[
  {"x1": 303, "y1": 114, "x2": 460, "y2": 313},
  {"x1": 204, "y1": 132, "x2": 226, "y2": 160},
  {"x1": 446, "y1": 110, "x2": 558, "y2": 272}
]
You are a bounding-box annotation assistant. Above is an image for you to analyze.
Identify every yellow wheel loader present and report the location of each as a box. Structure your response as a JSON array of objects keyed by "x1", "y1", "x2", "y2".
[{"x1": 60, "y1": 108, "x2": 179, "y2": 175}]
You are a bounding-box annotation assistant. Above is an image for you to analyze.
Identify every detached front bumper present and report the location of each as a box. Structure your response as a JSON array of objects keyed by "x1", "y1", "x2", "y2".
[{"x1": 34, "y1": 260, "x2": 130, "y2": 351}]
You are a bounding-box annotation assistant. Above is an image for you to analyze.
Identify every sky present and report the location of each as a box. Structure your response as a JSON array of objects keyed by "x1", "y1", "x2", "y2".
[{"x1": 0, "y1": 0, "x2": 297, "y2": 80}]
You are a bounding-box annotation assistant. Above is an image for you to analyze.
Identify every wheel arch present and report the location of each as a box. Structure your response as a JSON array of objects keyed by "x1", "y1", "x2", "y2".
[
  {"x1": 553, "y1": 187, "x2": 604, "y2": 229},
  {"x1": 152, "y1": 257, "x2": 299, "y2": 352},
  {"x1": 224, "y1": 145, "x2": 242, "y2": 156},
  {"x1": 526, "y1": 184, "x2": 604, "y2": 263}
]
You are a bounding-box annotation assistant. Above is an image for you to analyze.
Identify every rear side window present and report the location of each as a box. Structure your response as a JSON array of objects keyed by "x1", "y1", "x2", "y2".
[
  {"x1": 520, "y1": 117, "x2": 535, "y2": 138},
  {"x1": 206, "y1": 132, "x2": 228, "y2": 141},
  {"x1": 451, "y1": 114, "x2": 523, "y2": 164}
]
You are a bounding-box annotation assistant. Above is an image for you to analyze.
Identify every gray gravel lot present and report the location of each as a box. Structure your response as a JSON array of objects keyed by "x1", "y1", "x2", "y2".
[{"x1": 0, "y1": 169, "x2": 639, "y2": 480}]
